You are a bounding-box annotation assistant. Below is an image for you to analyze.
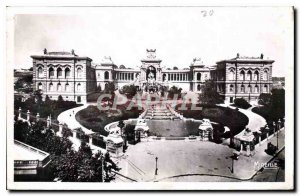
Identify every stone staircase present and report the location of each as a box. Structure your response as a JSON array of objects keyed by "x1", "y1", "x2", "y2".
[{"x1": 144, "y1": 105, "x2": 180, "y2": 120}]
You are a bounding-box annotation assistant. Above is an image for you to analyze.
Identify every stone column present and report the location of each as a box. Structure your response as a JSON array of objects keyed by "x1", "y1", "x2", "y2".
[
  {"x1": 36, "y1": 113, "x2": 40, "y2": 122},
  {"x1": 47, "y1": 116, "x2": 51, "y2": 127},
  {"x1": 246, "y1": 144, "x2": 250, "y2": 156},
  {"x1": 89, "y1": 136, "x2": 93, "y2": 146},
  {"x1": 266, "y1": 132, "x2": 269, "y2": 140},
  {"x1": 18, "y1": 107, "x2": 21, "y2": 119},
  {"x1": 58, "y1": 122, "x2": 63, "y2": 133},
  {"x1": 73, "y1": 130, "x2": 77, "y2": 139},
  {"x1": 26, "y1": 110, "x2": 30, "y2": 121}
]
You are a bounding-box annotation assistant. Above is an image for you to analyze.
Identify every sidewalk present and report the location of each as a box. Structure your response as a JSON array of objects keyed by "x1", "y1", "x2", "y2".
[
  {"x1": 232, "y1": 128, "x2": 285, "y2": 180},
  {"x1": 56, "y1": 104, "x2": 106, "y2": 154}
]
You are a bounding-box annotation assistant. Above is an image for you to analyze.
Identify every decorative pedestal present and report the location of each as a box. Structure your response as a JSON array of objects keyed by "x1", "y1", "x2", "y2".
[{"x1": 198, "y1": 119, "x2": 213, "y2": 141}]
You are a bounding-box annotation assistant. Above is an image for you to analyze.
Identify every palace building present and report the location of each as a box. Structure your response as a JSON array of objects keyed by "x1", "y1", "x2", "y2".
[{"x1": 31, "y1": 49, "x2": 273, "y2": 104}]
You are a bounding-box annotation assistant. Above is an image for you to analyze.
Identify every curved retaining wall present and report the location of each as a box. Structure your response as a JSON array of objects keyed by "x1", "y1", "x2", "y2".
[{"x1": 104, "y1": 118, "x2": 137, "y2": 133}]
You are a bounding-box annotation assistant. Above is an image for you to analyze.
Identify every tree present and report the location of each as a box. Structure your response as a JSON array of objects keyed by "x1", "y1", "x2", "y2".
[
  {"x1": 58, "y1": 95, "x2": 63, "y2": 102},
  {"x1": 14, "y1": 120, "x2": 31, "y2": 142},
  {"x1": 96, "y1": 85, "x2": 102, "y2": 92},
  {"x1": 173, "y1": 66, "x2": 178, "y2": 70},
  {"x1": 103, "y1": 82, "x2": 115, "y2": 94},
  {"x1": 119, "y1": 85, "x2": 137, "y2": 98},
  {"x1": 34, "y1": 89, "x2": 43, "y2": 106},
  {"x1": 117, "y1": 120, "x2": 126, "y2": 151},
  {"x1": 124, "y1": 124, "x2": 136, "y2": 144},
  {"x1": 160, "y1": 85, "x2": 168, "y2": 97},
  {"x1": 62, "y1": 124, "x2": 73, "y2": 138},
  {"x1": 13, "y1": 118, "x2": 120, "y2": 182},
  {"x1": 234, "y1": 98, "x2": 251, "y2": 109},
  {"x1": 45, "y1": 95, "x2": 51, "y2": 103},
  {"x1": 269, "y1": 89, "x2": 285, "y2": 121},
  {"x1": 199, "y1": 80, "x2": 223, "y2": 105},
  {"x1": 258, "y1": 93, "x2": 272, "y2": 106},
  {"x1": 102, "y1": 82, "x2": 116, "y2": 108},
  {"x1": 253, "y1": 89, "x2": 285, "y2": 122},
  {"x1": 168, "y1": 86, "x2": 182, "y2": 98}
]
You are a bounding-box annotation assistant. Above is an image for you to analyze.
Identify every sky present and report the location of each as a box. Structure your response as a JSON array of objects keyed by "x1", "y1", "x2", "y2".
[{"x1": 12, "y1": 7, "x2": 293, "y2": 76}]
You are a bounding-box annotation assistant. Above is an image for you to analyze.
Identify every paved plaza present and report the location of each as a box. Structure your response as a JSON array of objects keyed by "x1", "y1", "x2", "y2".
[{"x1": 115, "y1": 129, "x2": 285, "y2": 182}]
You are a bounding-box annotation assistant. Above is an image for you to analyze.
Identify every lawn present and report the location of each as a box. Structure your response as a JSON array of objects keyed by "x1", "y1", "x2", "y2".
[
  {"x1": 175, "y1": 104, "x2": 249, "y2": 140},
  {"x1": 75, "y1": 104, "x2": 142, "y2": 136}
]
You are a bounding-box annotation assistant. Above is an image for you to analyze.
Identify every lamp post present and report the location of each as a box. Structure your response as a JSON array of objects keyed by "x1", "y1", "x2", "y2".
[
  {"x1": 118, "y1": 120, "x2": 126, "y2": 152},
  {"x1": 277, "y1": 119, "x2": 281, "y2": 150},
  {"x1": 230, "y1": 152, "x2": 239, "y2": 173},
  {"x1": 155, "y1": 157, "x2": 158, "y2": 175}
]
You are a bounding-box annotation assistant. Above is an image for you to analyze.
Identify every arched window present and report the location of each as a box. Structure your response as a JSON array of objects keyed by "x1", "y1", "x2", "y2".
[
  {"x1": 255, "y1": 85, "x2": 259, "y2": 93},
  {"x1": 57, "y1": 68, "x2": 63, "y2": 78},
  {"x1": 104, "y1": 71, "x2": 109, "y2": 80},
  {"x1": 240, "y1": 70, "x2": 245, "y2": 80},
  {"x1": 254, "y1": 71, "x2": 259, "y2": 81},
  {"x1": 248, "y1": 85, "x2": 252, "y2": 93},
  {"x1": 65, "y1": 83, "x2": 70, "y2": 91},
  {"x1": 229, "y1": 84, "x2": 234, "y2": 92},
  {"x1": 38, "y1": 82, "x2": 43, "y2": 90},
  {"x1": 57, "y1": 83, "x2": 62, "y2": 91},
  {"x1": 37, "y1": 67, "x2": 43, "y2": 78},
  {"x1": 229, "y1": 70, "x2": 235, "y2": 80},
  {"x1": 49, "y1": 83, "x2": 53, "y2": 91},
  {"x1": 264, "y1": 84, "x2": 268, "y2": 92},
  {"x1": 49, "y1": 67, "x2": 54, "y2": 78},
  {"x1": 247, "y1": 70, "x2": 252, "y2": 81},
  {"x1": 77, "y1": 83, "x2": 81, "y2": 91},
  {"x1": 197, "y1": 84, "x2": 201, "y2": 91},
  {"x1": 241, "y1": 84, "x2": 245, "y2": 93},
  {"x1": 77, "y1": 68, "x2": 82, "y2": 78},
  {"x1": 263, "y1": 70, "x2": 268, "y2": 80},
  {"x1": 65, "y1": 67, "x2": 71, "y2": 78},
  {"x1": 197, "y1": 73, "x2": 201, "y2": 81}
]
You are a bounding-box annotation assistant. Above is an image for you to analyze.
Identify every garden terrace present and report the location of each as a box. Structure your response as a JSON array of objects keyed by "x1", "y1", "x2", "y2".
[{"x1": 75, "y1": 104, "x2": 142, "y2": 135}]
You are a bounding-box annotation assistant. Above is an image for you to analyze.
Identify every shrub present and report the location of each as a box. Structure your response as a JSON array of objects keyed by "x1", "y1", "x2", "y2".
[
  {"x1": 233, "y1": 98, "x2": 251, "y2": 109},
  {"x1": 258, "y1": 93, "x2": 272, "y2": 106},
  {"x1": 119, "y1": 85, "x2": 137, "y2": 98},
  {"x1": 168, "y1": 86, "x2": 182, "y2": 98},
  {"x1": 199, "y1": 80, "x2": 223, "y2": 106},
  {"x1": 124, "y1": 124, "x2": 136, "y2": 142}
]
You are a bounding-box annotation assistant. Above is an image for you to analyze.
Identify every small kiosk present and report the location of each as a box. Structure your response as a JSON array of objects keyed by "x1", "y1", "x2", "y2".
[{"x1": 234, "y1": 128, "x2": 256, "y2": 156}]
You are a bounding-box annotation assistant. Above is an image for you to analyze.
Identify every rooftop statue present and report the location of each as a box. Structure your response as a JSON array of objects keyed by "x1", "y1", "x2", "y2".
[{"x1": 146, "y1": 49, "x2": 156, "y2": 59}]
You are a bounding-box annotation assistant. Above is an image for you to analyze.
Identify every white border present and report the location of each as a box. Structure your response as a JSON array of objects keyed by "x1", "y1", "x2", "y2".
[{"x1": 4, "y1": 2, "x2": 295, "y2": 191}]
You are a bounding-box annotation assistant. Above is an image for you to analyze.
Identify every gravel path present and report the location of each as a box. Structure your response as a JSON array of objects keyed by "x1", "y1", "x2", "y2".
[{"x1": 218, "y1": 104, "x2": 267, "y2": 132}]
